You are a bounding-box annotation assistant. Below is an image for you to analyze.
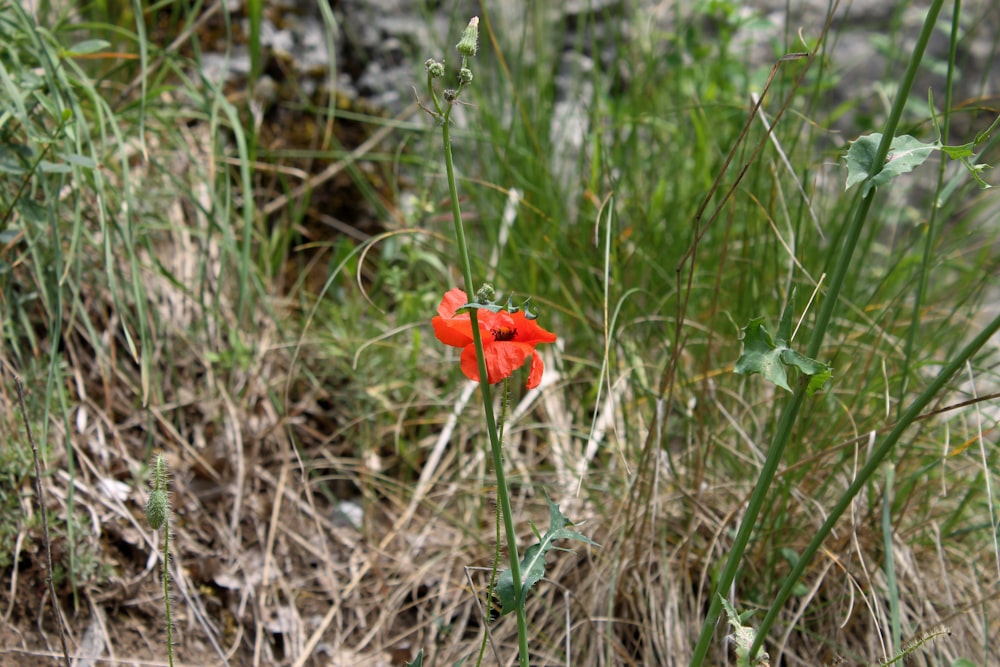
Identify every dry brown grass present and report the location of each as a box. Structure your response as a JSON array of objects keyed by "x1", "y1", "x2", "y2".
[{"x1": 3, "y1": 290, "x2": 997, "y2": 667}]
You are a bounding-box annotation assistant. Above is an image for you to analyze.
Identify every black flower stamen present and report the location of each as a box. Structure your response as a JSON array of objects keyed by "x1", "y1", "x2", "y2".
[{"x1": 491, "y1": 327, "x2": 517, "y2": 341}]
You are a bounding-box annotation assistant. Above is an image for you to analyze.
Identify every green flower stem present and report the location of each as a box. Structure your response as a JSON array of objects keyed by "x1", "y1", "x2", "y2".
[
  {"x1": 689, "y1": 1, "x2": 946, "y2": 664},
  {"x1": 439, "y1": 90, "x2": 531, "y2": 666},
  {"x1": 162, "y1": 514, "x2": 174, "y2": 667},
  {"x1": 477, "y1": 380, "x2": 510, "y2": 667}
]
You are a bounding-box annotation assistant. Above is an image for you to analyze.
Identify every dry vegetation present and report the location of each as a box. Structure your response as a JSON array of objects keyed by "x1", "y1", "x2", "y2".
[{"x1": 2, "y1": 1, "x2": 999, "y2": 666}]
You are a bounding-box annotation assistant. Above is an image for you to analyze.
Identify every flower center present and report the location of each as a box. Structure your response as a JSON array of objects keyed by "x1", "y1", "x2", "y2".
[{"x1": 491, "y1": 326, "x2": 517, "y2": 341}]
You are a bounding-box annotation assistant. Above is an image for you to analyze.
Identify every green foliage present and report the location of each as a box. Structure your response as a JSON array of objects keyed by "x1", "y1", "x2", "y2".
[
  {"x1": 720, "y1": 597, "x2": 768, "y2": 667},
  {"x1": 0, "y1": 1, "x2": 113, "y2": 603},
  {"x1": 844, "y1": 134, "x2": 938, "y2": 196},
  {"x1": 0, "y1": 439, "x2": 33, "y2": 569},
  {"x1": 734, "y1": 294, "x2": 832, "y2": 395},
  {"x1": 846, "y1": 117, "x2": 998, "y2": 196},
  {"x1": 494, "y1": 495, "x2": 598, "y2": 617}
]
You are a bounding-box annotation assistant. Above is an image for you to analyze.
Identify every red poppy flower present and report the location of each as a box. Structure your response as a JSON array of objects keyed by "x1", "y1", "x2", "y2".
[{"x1": 432, "y1": 288, "x2": 557, "y2": 389}]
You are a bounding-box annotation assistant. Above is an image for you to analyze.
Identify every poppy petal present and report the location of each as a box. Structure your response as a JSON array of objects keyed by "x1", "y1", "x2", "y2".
[
  {"x1": 459, "y1": 342, "x2": 535, "y2": 385},
  {"x1": 458, "y1": 345, "x2": 482, "y2": 383},
  {"x1": 526, "y1": 350, "x2": 545, "y2": 389},
  {"x1": 509, "y1": 311, "x2": 558, "y2": 344},
  {"x1": 484, "y1": 342, "x2": 534, "y2": 384},
  {"x1": 438, "y1": 288, "x2": 469, "y2": 318},
  {"x1": 432, "y1": 315, "x2": 474, "y2": 348},
  {"x1": 434, "y1": 288, "x2": 557, "y2": 390}
]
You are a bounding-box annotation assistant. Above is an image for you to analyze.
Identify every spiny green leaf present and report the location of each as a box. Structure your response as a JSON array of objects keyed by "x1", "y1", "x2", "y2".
[
  {"x1": 494, "y1": 494, "x2": 598, "y2": 617},
  {"x1": 939, "y1": 142, "x2": 974, "y2": 160},
  {"x1": 720, "y1": 596, "x2": 768, "y2": 667},
  {"x1": 734, "y1": 317, "x2": 791, "y2": 392},
  {"x1": 734, "y1": 317, "x2": 832, "y2": 395},
  {"x1": 720, "y1": 596, "x2": 741, "y2": 625},
  {"x1": 779, "y1": 348, "x2": 828, "y2": 377}
]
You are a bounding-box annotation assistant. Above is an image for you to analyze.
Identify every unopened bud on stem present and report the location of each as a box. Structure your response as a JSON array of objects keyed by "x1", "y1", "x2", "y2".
[
  {"x1": 425, "y1": 58, "x2": 445, "y2": 79},
  {"x1": 457, "y1": 17, "x2": 479, "y2": 58},
  {"x1": 476, "y1": 283, "x2": 495, "y2": 303}
]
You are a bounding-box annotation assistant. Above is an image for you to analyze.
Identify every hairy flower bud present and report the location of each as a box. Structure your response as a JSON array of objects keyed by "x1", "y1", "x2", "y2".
[
  {"x1": 146, "y1": 490, "x2": 168, "y2": 530},
  {"x1": 145, "y1": 454, "x2": 170, "y2": 530},
  {"x1": 456, "y1": 17, "x2": 479, "y2": 58},
  {"x1": 425, "y1": 58, "x2": 445, "y2": 79}
]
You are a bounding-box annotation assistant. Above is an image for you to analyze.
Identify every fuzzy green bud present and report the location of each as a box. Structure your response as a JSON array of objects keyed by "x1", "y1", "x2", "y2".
[
  {"x1": 476, "y1": 283, "x2": 495, "y2": 303},
  {"x1": 458, "y1": 67, "x2": 473, "y2": 85},
  {"x1": 145, "y1": 454, "x2": 170, "y2": 530},
  {"x1": 425, "y1": 58, "x2": 445, "y2": 79},
  {"x1": 146, "y1": 490, "x2": 168, "y2": 530},
  {"x1": 456, "y1": 17, "x2": 479, "y2": 57}
]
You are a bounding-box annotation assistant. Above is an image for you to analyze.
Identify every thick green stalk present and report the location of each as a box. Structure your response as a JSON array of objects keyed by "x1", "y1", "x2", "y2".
[
  {"x1": 689, "y1": 1, "x2": 946, "y2": 664},
  {"x1": 898, "y1": 0, "x2": 960, "y2": 413},
  {"x1": 688, "y1": 383, "x2": 806, "y2": 666},
  {"x1": 441, "y1": 104, "x2": 531, "y2": 667},
  {"x1": 882, "y1": 464, "x2": 900, "y2": 650},
  {"x1": 750, "y1": 310, "x2": 1000, "y2": 657}
]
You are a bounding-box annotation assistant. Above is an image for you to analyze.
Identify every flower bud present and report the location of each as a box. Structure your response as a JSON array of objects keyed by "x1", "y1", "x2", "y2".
[
  {"x1": 476, "y1": 283, "x2": 496, "y2": 303},
  {"x1": 458, "y1": 67, "x2": 473, "y2": 85},
  {"x1": 456, "y1": 17, "x2": 479, "y2": 58},
  {"x1": 425, "y1": 58, "x2": 445, "y2": 79},
  {"x1": 145, "y1": 454, "x2": 170, "y2": 530},
  {"x1": 146, "y1": 490, "x2": 168, "y2": 530}
]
